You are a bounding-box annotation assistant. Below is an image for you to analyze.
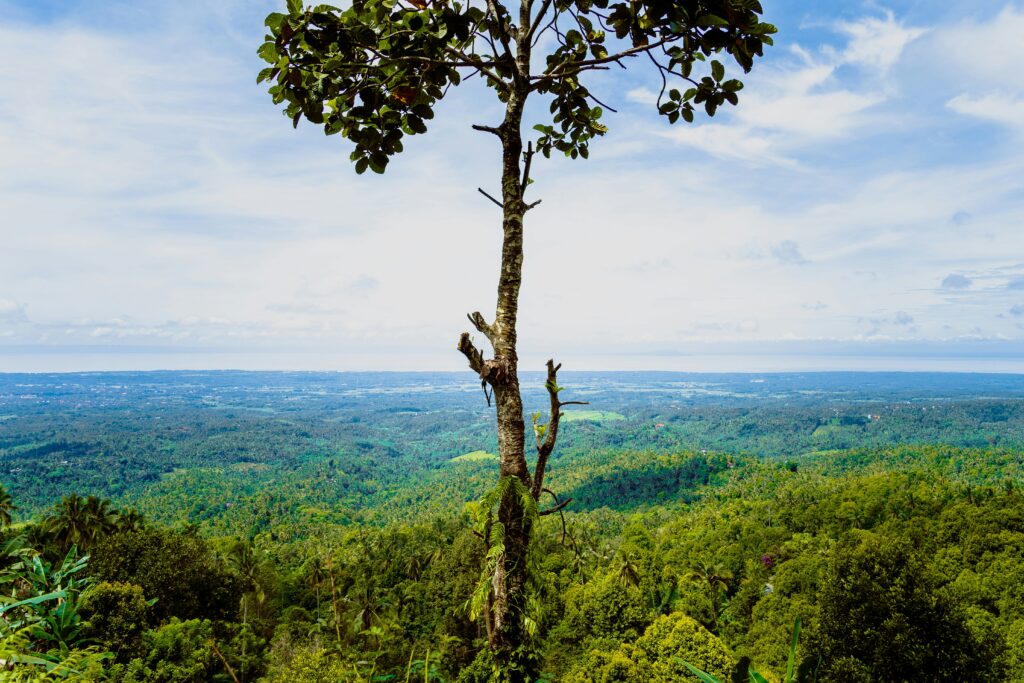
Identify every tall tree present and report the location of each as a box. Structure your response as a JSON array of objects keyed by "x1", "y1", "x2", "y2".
[
  {"x1": 0, "y1": 485, "x2": 15, "y2": 529},
  {"x1": 259, "y1": 0, "x2": 774, "y2": 675}
]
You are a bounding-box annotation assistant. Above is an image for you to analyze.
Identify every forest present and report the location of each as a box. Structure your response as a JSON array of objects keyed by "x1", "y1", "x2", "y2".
[{"x1": 0, "y1": 371, "x2": 1022, "y2": 681}]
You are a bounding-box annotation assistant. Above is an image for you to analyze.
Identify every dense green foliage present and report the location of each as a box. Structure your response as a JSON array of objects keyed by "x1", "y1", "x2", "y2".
[
  {"x1": 1, "y1": 372, "x2": 1023, "y2": 680},
  {"x1": 3, "y1": 372, "x2": 1023, "y2": 529},
  {"x1": 0, "y1": 441, "x2": 1022, "y2": 680}
]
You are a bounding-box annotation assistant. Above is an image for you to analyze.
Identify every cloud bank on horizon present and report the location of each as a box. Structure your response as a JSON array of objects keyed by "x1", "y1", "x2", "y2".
[{"x1": 0, "y1": 0, "x2": 1023, "y2": 372}]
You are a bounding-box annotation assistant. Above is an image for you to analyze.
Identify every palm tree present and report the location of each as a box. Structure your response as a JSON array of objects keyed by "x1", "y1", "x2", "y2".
[
  {"x1": 686, "y1": 560, "x2": 733, "y2": 633},
  {"x1": 303, "y1": 555, "x2": 328, "y2": 616},
  {"x1": 83, "y1": 496, "x2": 118, "y2": 536},
  {"x1": 46, "y1": 495, "x2": 117, "y2": 552},
  {"x1": 46, "y1": 495, "x2": 89, "y2": 552},
  {"x1": 115, "y1": 508, "x2": 146, "y2": 533},
  {"x1": 346, "y1": 581, "x2": 390, "y2": 635},
  {"x1": 0, "y1": 485, "x2": 16, "y2": 528},
  {"x1": 228, "y1": 537, "x2": 268, "y2": 683},
  {"x1": 616, "y1": 552, "x2": 641, "y2": 588},
  {"x1": 228, "y1": 538, "x2": 266, "y2": 624}
]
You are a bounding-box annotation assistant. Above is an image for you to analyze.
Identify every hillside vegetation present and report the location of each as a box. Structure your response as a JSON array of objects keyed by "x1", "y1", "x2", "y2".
[{"x1": 0, "y1": 372, "x2": 1022, "y2": 680}]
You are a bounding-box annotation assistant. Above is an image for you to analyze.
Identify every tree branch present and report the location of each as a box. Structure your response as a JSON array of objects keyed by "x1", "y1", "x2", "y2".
[
  {"x1": 539, "y1": 497, "x2": 572, "y2": 516},
  {"x1": 210, "y1": 639, "x2": 241, "y2": 683},
  {"x1": 467, "y1": 312, "x2": 496, "y2": 345},
  {"x1": 485, "y1": 0, "x2": 514, "y2": 60},
  {"x1": 532, "y1": 359, "x2": 588, "y2": 498},
  {"x1": 531, "y1": 37, "x2": 671, "y2": 84},
  {"x1": 477, "y1": 187, "x2": 504, "y2": 208},
  {"x1": 521, "y1": 141, "x2": 535, "y2": 191},
  {"x1": 457, "y1": 332, "x2": 486, "y2": 376},
  {"x1": 527, "y1": 0, "x2": 555, "y2": 43},
  {"x1": 585, "y1": 90, "x2": 618, "y2": 113},
  {"x1": 472, "y1": 123, "x2": 502, "y2": 137},
  {"x1": 442, "y1": 46, "x2": 506, "y2": 86},
  {"x1": 540, "y1": 487, "x2": 571, "y2": 544}
]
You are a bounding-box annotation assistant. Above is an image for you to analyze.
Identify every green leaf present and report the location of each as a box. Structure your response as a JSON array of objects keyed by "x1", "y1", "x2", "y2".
[
  {"x1": 711, "y1": 60, "x2": 725, "y2": 81},
  {"x1": 264, "y1": 13, "x2": 287, "y2": 30},
  {"x1": 411, "y1": 103, "x2": 434, "y2": 119},
  {"x1": 677, "y1": 660, "x2": 722, "y2": 683},
  {"x1": 785, "y1": 618, "x2": 802, "y2": 683},
  {"x1": 407, "y1": 115, "x2": 427, "y2": 134},
  {"x1": 699, "y1": 13, "x2": 729, "y2": 28},
  {"x1": 369, "y1": 152, "x2": 388, "y2": 173},
  {"x1": 0, "y1": 590, "x2": 67, "y2": 614},
  {"x1": 257, "y1": 42, "x2": 278, "y2": 64}
]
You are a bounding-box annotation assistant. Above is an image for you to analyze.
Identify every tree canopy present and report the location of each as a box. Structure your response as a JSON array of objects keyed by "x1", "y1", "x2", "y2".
[{"x1": 258, "y1": 0, "x2": 775, "y2": 172}]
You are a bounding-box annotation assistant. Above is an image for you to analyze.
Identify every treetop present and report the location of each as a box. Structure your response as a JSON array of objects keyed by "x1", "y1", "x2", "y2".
[{"x1": 259, "y1": 0, "x2": 774, "y2": 172}]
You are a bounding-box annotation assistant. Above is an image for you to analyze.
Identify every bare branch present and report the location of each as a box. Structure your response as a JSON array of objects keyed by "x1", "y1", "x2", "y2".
[
  {"x1": 527, "y1": 0, "x2": 555, "y2": 43},
  {"x1": 457, "y1": 332, "x2": 486, "y2": 375},
  {"x1": 467, "y1": 312, "x2": 496, "y2": 345},
  {"x1": 532, "y1": 359, "x2": 561, "y2": 498},
  {"x1": 539, "y1": 497, "x2": 573, "y2": 516},
  {"x1": 586, "y1": 91, "x2": 618, "y2": 113},
  {"x1": 541, "y1": 487, "x2": 572, "y2": 544},
  {"x1": 521, "y1": 141, "x2": 535, "y2": 191},
  {"x1": 472, "y1": 123, "x2": 502, "y2": 137},
  {"x1": 478, "y1": 187, "x2": 504, "y2": 209}
]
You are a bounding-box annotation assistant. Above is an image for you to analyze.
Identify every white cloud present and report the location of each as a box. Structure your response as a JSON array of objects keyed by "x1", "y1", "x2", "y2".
[
  {"x1": 947, "y1": 92, "x2": 1024, "y2": 129},
  {"x1": 835, "y1": 12, "x2": 927, "y2": 71},
  {"x1": 663, "y1": 123, "x2": 790, "y2": 165},
  {"x1": 661, "y1": 12, "x2": 922, "y2": 164},
  {"x1": 929, "y1": 7, "x2": 1024, "y2": 135},
  {"x1": 930, "y1": 6, "x2": 1024, "y2": 90},
  {"x1": 0, "y1": 299, "x2": 28, "y2": 323},
  {"x1": 0, "y1": 2, "x2": 1022, "y2": 371},
  {"x1": 625, "y1": 87, "x2": 658, "y2": 105}
]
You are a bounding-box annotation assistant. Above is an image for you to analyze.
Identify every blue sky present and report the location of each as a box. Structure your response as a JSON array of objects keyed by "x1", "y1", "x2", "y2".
[{"x1": 0, "y1": 0, "x2": 1023, "y2": 372}]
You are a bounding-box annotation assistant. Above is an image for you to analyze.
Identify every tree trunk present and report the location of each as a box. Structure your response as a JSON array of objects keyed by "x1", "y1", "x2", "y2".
[
  {"x1": 489, "y1": 87, "x2": 533, "y2": 674},
  {"x1": 450, "y1": 9, "x2": 541, "y2": 676}
]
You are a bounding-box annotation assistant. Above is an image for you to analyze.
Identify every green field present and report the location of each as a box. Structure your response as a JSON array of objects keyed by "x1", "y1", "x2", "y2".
[
  {"x1": 560, "y1": 410, "x2": 626, "y2": 422},
  {"x1": 449, "y1": 450, "x2": 498, "y2": 462}
]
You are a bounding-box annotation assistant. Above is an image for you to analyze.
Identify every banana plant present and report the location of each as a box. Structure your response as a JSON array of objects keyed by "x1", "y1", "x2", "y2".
[{"x1": 0, "y1": 546, "x2": 93, "y2": 654}]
